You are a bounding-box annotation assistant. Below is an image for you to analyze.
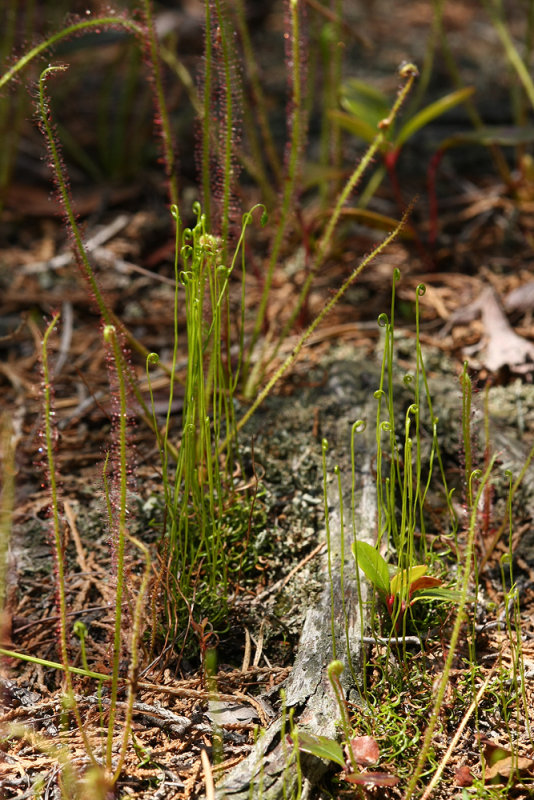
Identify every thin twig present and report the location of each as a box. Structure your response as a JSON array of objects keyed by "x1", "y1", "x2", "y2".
[
  {"x1": 201, "y1": 749, "x2": 216, "y2": 800},
  {"x1": 22, "y1": 215, "x2": 130, "y2": 274},
  {"x1": 254, "y1": 542, "x2": 325, "y2": 602}
]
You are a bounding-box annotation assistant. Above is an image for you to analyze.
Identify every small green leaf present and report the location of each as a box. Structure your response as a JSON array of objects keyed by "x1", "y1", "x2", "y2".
[
  {"x1": 389, "y1": 565, "x2": 427, "y2": 598},
  {"x1": 340, "y1": 77, "x2": 390, "y2": 128},
  {"x1": 396, "y1": 87, "x2": 475, "y2": 148},
  {"x1": 329, "y1": 110, "x2": 379, "y2": 144},
  {"x1": 440, "y1": 125, "x2": 534, "y2": 151},
  {"x1": 293, "y1": 731, "x2": 345, "y2": 767},
  {"x1": 352, "y1": 541, "x2": 390, "y2": 597},
  {"x1": 336, "y1": 208, "x2": 414, "y2": 239}
]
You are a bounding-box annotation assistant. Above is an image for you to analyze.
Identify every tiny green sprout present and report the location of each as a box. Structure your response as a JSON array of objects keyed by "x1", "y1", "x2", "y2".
[
  {"x1": 378, "y1": 116, "x2": 392, "y2": 131},
  {"x1": 328, "y1": 660, "x2": 345, "y2": 679},
  {"x1": 73, "y1": 620, "x2": 87, "y2": 639},
  {"x1": 103, "y1": 324, "x2": 116, "y2": 342},
  {"x1": 73, "y1": 620, "x2": 89, "y2": 672},
  {"x1": 146, "y1": 352, "x2": 159, "y2": 367},
  {"x1": 399, "y1": 61, "x2": 419, "y2": 80},
  {"x1": 199, "y1": 233, "x2": 223, "y2": 253}
]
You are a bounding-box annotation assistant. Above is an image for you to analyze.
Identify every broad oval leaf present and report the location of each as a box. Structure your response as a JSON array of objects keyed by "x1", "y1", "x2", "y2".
[
  {"x1": 292, "y1": 731, "x2": 345, "y2": 767},
  {"x1": 352, "y1": 541, "x2": 390, "y2": 596}
]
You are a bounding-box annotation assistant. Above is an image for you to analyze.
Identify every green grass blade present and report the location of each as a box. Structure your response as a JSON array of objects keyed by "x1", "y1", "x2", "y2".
[{"x1": 395, "y1": 86, "x2": 475, "y2": 148}]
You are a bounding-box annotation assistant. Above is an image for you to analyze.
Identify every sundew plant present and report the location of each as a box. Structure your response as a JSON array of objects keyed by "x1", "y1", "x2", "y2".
[
  {"x1": 0, "y1": 0, "x2": 420, "y2": 662},
  {"x1": 293, "y1": 274, "x2": 534, "y2": 796},
  {"x1": 8, "y1": 0, "x2": 532, "y2": 796}
]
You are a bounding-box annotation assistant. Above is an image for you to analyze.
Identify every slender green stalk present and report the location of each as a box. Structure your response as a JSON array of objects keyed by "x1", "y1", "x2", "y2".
[
  {"x1": 334, "y1": 464, "x2": 354, "y2": 673},
  {"x1": 374, "y1": 323, "x2": 389, "y2": 552},
  {"x1": 160, "y1": 203, "x2": 258, "y2": 630},
  {"x1": 0, "y1": 647, "x2": 111, "y2": 680},
  {"x1": 461, "y1": 362, "x2": 473, "y2": 510},
  {"x1": 245, "y1": 0, "x2": 304, "y2": 365},
  {"x1": 140, "y1": 0, "x2": 179, "y2": 207},
  {"x1": 350, "y1": 419, "x2": 368, "y2": 692},
  {"x1": 403, "y1": 457, "x2": 496, "y2": 800},
  {"x1": 322, "y1": 440, "x2": 337, "y2": 661},
  {"x1": 481, "y1": 0, "x2": 534, "y2": 110},
  {"x1": 102, "y1": 324, "x2": 130, "y2": 773},
  {"x1": 41, "y1": 314, "x2": 98, "y2": 768},
  {"x1": 235, "y1": 209, "x2": 410, "y2": 437},
  {"x1": 253, "y1": 66, "x2": 419, "y2": 393},
  {"x1": 0, "y1": 17, "x2": 142, "y2": 92},
  {"x1": 202, "y1": 1, "x2": 213, "y2": 224},
  {"x1": 413, "y1": 284, "x2": 458, "y2": 552},
  {"x1": 212, "y1": 0, "x2": 239, "y2": 261},
  {"x1": 327, "y1": 661, "x2": 356, "y2": 769}
]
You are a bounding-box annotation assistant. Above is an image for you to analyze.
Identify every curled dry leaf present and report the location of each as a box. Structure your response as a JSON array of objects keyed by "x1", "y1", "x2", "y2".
[
  {"x1": 443, "y1": 286, "x2": 534, "y2": 374},
  {"x1": 479, "y1": 287, "x2": 534, "y2": 373},
  {"x1": 505, "y1": 280, "x2": 534, "y2": 315}
]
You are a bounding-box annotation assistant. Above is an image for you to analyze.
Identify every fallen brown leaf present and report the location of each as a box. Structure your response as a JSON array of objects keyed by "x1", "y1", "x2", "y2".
[
  {"x1": 444, "y1": 286, "x2": 534, "y2": 373},
  {"x1": 485, "y1": 755, "x2": 534, "y2": 783},
  {"x1": 344, "y1": 771, "x2": 399, "y2": 786},
  {"x1": 454, "y1": 764, "x2": 474, "y2": 786}
]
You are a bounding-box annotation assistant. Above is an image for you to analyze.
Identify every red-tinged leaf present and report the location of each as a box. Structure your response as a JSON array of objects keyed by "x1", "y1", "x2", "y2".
[
  {"x1": 346, "y1": 736, "x2": 380, "y2": 767},
  {"x1": 389, "y1": 565, "x2": 427, "y2": 598},
  {"x1": 454, "y1": 765, "x2": 474, "y2": 787},
  {"x1": 408, "y1": 576, "x2": 442, "y2": 596},
  {"x1": 343, "y1": 771, "x2": 399, "y2": 786}
]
